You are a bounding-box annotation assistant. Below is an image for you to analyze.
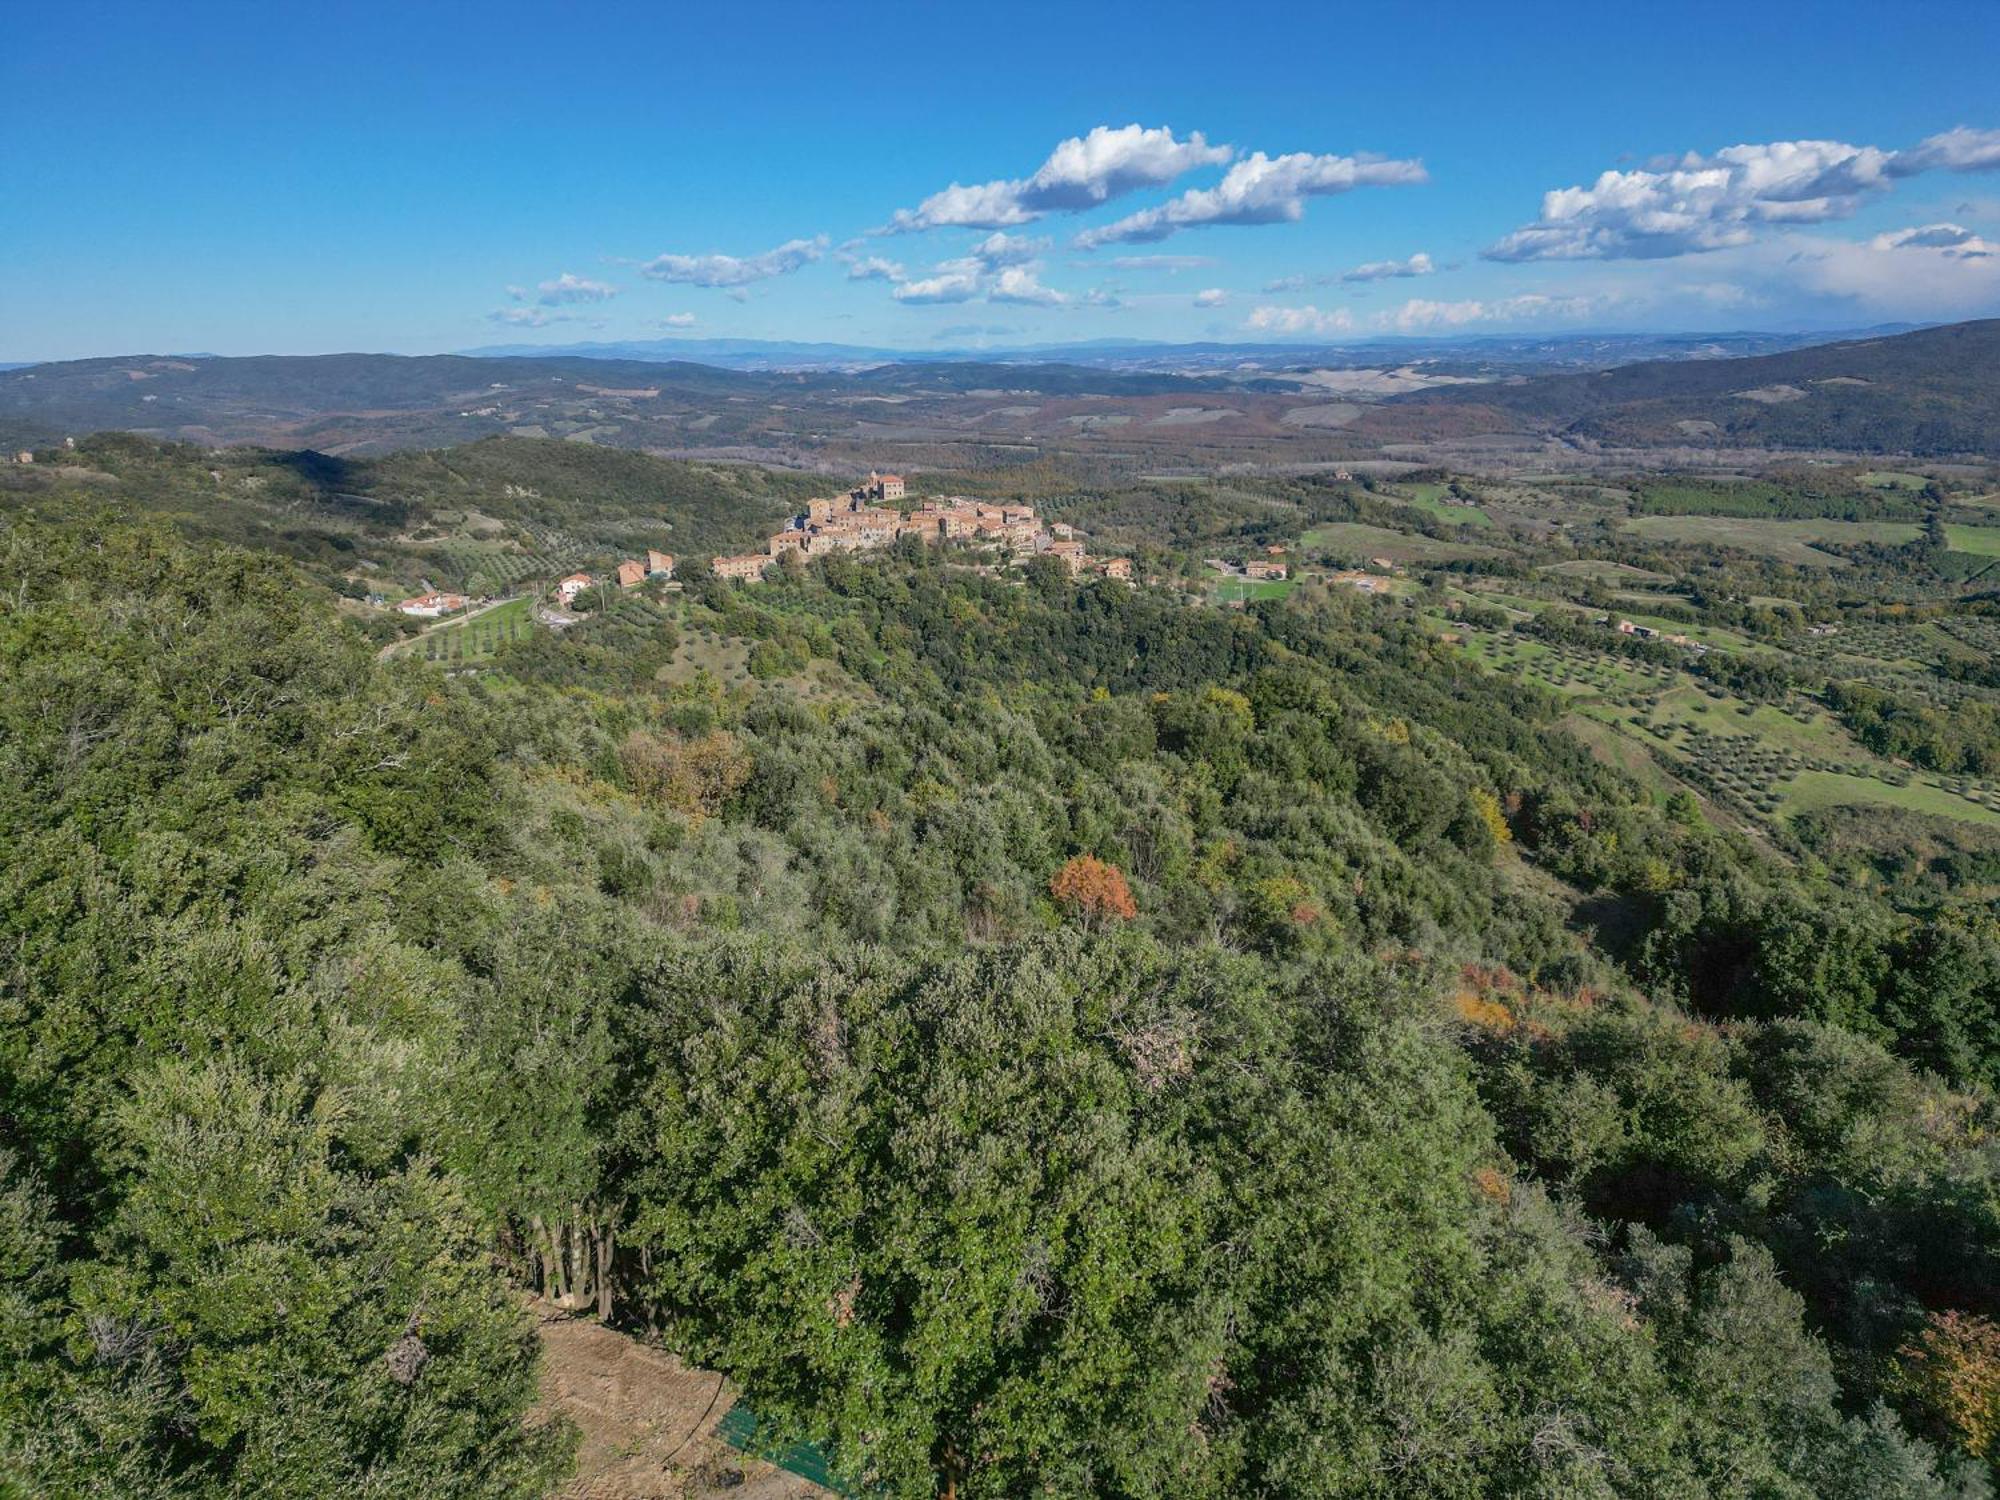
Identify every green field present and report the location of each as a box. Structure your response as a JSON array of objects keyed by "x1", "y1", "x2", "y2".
[
  {"x1": 1618, "y1": 515, "x2": 1921, "y2": 565},
  {"x1": 1301, "y1": 521, "x2": 1495, "y2": 562},
  {"x1": 1440, "y1": 615, "x2": 2000, "y2": 835},
  {"x1": 1608, "y1": 610, "x2": 1760, "y2": 652},
  {"x1": 1942, "y1": 524, "x2": 2000, "y2": 557},
  {"x1": 1858, "y1": 470, "x2": 1929, "y2": 490},
  {"x1": 1780, "y1": 769, "x2": 2000, "y2": 827},
  {"x1": 401, "y1": 596, "x2": 534, "y2": 663},
  {"x1": 1209, "y1": 575, "x2": 1297, "y2": 604},
  {"x1": 1386, "y1": 483, "x2": 1492, "y2": 528}
]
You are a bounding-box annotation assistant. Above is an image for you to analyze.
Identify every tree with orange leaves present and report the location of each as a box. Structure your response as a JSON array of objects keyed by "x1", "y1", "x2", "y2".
[
  {"x1": 1049, "y1": 854, "x2": 1137, "y2": 931},
  {"x1": 1895, "y1": 1309, "x2": 2000, "y2": 1459}
]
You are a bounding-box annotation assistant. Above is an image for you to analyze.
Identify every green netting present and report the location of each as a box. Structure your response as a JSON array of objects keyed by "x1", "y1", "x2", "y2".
[{"x1": 714, "y1": 1404, "x2": 856, "y2": 1494}]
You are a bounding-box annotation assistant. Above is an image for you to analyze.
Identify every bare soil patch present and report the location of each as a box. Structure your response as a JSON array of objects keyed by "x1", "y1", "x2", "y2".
[{"x1": 534, "y1": 1304, "x2": 828, "y2": 1500}]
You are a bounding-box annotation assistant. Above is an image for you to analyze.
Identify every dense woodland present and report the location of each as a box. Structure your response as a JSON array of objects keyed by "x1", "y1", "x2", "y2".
[{"x1": 5, "y1": 474, "x2": 2000, "y2": 1498}]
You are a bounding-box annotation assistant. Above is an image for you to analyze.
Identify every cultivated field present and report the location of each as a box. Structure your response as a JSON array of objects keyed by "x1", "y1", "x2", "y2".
[
  {"x1": 1617, "y1": 514, "x2": 1923, "y2": 565},
  {"x1": 1301, "y1": 521, "x2": 1496, "y2": 563},
  {"x1": 397, "y1": 595, "x2": 535, "y2": 663}
]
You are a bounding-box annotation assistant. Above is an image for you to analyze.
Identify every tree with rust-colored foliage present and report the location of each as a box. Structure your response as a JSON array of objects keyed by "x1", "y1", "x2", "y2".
[{"x1": 1050, "y1": 854, "x2": 1137, "y2": 930}]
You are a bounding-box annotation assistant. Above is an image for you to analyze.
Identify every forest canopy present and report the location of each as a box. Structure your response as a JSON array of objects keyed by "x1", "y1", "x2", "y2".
[{"x1": 2, "y1": 507, "x2": 1997, "y2": 1497}]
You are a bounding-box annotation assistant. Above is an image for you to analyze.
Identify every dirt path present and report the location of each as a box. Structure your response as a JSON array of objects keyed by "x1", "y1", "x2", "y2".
[{"x1": 532, "y1": 1303, "x2": 829, "y2": 1500}]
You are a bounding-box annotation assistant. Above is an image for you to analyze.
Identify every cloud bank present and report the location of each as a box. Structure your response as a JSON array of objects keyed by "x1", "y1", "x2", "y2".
[{"x1": 1488, "y1": 128, "x2": 2000, "y2": 262}]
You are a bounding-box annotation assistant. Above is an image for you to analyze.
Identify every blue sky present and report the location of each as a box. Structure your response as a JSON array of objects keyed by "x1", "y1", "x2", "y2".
[{"x1": 5, "y1": 0, "x2": 1999, "y2": 360}]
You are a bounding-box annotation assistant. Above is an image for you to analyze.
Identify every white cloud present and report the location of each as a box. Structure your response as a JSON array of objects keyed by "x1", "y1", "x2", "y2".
[
  {"x1": 970, "y1": 231, "x2": 1048, "y2": 266},
  {"x1": 1899, "y1": 126, "x2": 2000, "y2": 175},
  {"x1": 893, "y1": 259, "x2": 984, "y2": 304},
  {"x1": 487, "y1": 307, "x2": 591, "y2": 328},
  {"x1": 1076, "y1": 149, "x2": 1427, "y2": 247},
  {"x1": 1245, "y1": 304, "x2": 1354, "y2": 335},
  {"x1": 656, "y1": 313, "x2": 697, "y2": 328},
  {"x1": 1108, "y1": 253, "x2": 1217, "y2": 271},
  {"x1": 1489, "y1": 129, "x2": 2000, "y2": 263},
  {"x1": 887, "y1": 124, "x2": 1232, "y2": 231},
  {"x1": 1376, "y1": 293, "x2": 1608, "y2": 332},
  {"x1": 638, "y1": 235, "x2": 827, "y2": 287},
  {"x1": 988, "y1": 265, "x2": 1068, "y2": 306},
  {"x1": 1262, "y1": 274, "x2": 1308, "y2": 293},
  {"x1": 1194, "y1": 287, "x2": 1228, "y2": 307},
  {"x1": 845, "y1": 255, "x2": 905, "y2": 282},
  {"x1": 888, "y1": 233, "x2": 1092, "y2": 307},
  {"x1": 1869, "y1": 222, "x2": 1995, "y2": 257},
  {"x1": 1342, "y1": 252, "x2": 1435, "y2": 282},
  {"x1": 535, "y1": 272, "x2": 619, "y2": 305}
]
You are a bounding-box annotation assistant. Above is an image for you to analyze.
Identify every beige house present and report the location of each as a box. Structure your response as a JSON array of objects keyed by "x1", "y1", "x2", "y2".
[{"x1": 711, "y1": 554, "x2": 771, "y2": 581}]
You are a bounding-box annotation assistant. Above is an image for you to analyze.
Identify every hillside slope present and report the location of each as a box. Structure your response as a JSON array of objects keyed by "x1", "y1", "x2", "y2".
[
  {"x1": 0, "y1": 353, "x2": 768, "y2": 452},
  {"x1": 0, "y1": 351, "x2": 1236, "y2": 458},
  {"x1": 1393, "y1": 319, "x2": 2000, "y2": 455}
]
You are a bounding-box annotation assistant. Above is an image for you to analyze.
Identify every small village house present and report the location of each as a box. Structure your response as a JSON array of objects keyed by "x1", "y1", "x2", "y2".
[
  {"x1": 853, "y1": 471, "x2": 906, "y2": 502},
  {"x1": 397, "y1": 590, "x2": 469, "y2": 618},
  {"x1": 615, "y1": 559, "x2": 647, "y2": 589},
  {"x1": 1044, "y1": 539, "x2": 1087, "y2": 574},
  {"x1": 554, "y1": 572, "x2": 592, "y2": 605}
]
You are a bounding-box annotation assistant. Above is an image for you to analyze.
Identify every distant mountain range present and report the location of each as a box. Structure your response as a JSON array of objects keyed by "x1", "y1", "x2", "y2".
[
  {"x1": 459, "y1": 327, "x2": 1922, "y2": 374},
  {"x1": 0, "y1": 321, "x2": 1989, "y2": 463}
]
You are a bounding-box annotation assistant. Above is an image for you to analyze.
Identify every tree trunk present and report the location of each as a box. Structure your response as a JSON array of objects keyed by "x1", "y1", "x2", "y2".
[
  {"x1": 530, "y1": 1215, "x2": 558, "y2": 1302},
  {"x1": 595, "y1": 1224, "x2": 614, "y2": 1321},
  {"x1": 566, "y1": 1206, "x2": 593, "y2": 1313},
  {"x1": 542, "y1": 1216, "x2": 574, "y2": 1307}
]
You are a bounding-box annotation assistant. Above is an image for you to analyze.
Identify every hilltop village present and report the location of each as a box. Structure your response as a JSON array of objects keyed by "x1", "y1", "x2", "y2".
[{"x1": 712, "y1": 473, "x2": 1132, "y2": 583}]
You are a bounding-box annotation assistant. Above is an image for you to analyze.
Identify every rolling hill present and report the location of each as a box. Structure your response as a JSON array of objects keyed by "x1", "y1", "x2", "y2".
[
  {"x1": 3, "y1": 321, "x2": 1992, "y2": 466},
  {"x1": 1390, "y1": 319, "x2": 2000, "y2": 456}
]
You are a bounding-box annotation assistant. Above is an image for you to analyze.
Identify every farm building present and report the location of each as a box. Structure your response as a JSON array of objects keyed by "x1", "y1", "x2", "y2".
[{"x1": 397, "y1": 590, "x2": 470, "y2": 618}]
